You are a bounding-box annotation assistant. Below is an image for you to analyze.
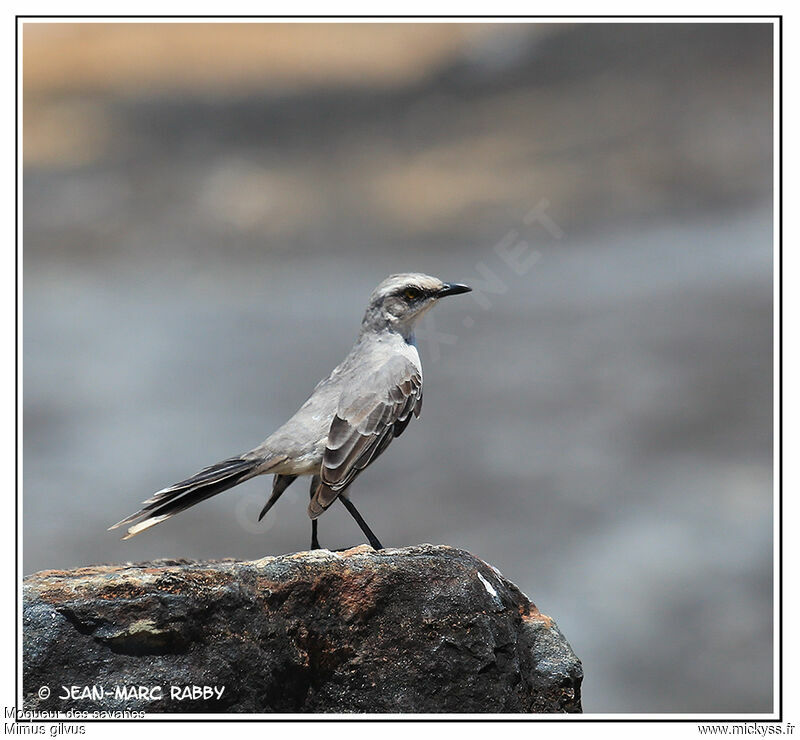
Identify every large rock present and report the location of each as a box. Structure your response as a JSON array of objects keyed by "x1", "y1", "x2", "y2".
[{"x1": 23, "y1": 544, "x2": 582, "y2": 713}]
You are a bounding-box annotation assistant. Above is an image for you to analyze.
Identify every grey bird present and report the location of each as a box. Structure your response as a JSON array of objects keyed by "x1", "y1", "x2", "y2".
[{"x1": 109, "y1": 273, "x2": 472, "y2": 549}]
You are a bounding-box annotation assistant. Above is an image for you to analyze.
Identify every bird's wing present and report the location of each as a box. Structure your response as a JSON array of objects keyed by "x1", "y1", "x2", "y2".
[{"x1": 308, "y1": 354, "x2": 422, "y2": 518}]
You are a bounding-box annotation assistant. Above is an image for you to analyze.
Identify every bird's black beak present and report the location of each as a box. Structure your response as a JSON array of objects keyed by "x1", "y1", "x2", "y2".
[{"x1": 437, "y1": 283, "x2": 472, "y2": 298}]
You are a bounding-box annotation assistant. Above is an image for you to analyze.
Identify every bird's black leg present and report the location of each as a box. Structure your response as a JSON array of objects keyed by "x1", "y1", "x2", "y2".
[
  {"x1": 309, "y1": 475, "x2": 322, "y2": 550},
  {"x1": 260, "y1": 474, "x2": 297, "y2": 522},
  {"x1": 339, "y1": 495, "x2": 384, "y2": 550}
]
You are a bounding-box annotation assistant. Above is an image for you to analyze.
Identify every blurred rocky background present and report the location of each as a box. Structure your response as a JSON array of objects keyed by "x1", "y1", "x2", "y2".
[{"x1": 22, "y1": 22, "x2": 774, "y2": 713}]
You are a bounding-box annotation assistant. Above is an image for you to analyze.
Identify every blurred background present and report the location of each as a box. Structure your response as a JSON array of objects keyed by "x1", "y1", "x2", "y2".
[{"x1": 22, "y1": 22, "x2": 774, "y2": 713}]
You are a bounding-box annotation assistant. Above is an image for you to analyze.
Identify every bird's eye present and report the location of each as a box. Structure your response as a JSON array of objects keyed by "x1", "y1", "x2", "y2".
[{"x1": 404, "y1": 288, "x2": 421, "y2": 300}]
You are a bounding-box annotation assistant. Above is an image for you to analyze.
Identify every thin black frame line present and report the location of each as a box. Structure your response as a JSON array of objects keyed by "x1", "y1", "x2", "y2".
[
  {"x1": 10, "y1": 716, "x2": 788, "y2": 724},
  {"x1": 773, "y1": 16, "x2": 785, "y2": 717},
  {"x1": 14, "y1": 15, "x2": 783, "y2": 724},
  {"x1": 14, "y1": 12, "x2": 20, "y2": 723},
  {"x1": 15, "y1": 14, "x2": 783, "y2": 19},
  {"x1": 11, "y1": 717, "x2": 787, "y2": 724}
]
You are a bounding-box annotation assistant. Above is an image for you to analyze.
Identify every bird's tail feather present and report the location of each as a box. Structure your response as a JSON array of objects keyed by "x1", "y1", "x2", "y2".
[{"x1": 109, "y1": 455, "x2": 263, "y2": 540}]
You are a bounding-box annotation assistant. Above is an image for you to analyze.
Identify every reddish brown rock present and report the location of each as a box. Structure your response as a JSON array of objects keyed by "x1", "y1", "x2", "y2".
[{"x1": 23, "y1": 544, "x2": 582, "y2": 713}]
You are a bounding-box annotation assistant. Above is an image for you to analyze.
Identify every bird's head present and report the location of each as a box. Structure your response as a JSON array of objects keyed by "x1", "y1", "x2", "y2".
[{"x1": 361, "y1": 273, "x2": 472, "y2": 339}]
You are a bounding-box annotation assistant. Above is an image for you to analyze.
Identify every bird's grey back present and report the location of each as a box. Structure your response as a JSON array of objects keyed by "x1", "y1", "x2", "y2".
[{"x1": 253, "y1": 330, "x2": 422, "y2": 476}]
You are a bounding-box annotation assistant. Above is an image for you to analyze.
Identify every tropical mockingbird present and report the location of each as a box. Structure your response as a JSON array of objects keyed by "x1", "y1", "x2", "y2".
[{"x1": 110, "y1": 273, "x2": 471, "y2": 549}]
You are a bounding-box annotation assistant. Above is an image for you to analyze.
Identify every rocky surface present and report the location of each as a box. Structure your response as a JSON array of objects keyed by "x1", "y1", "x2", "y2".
[{"x1": 23, "y1": 544, "x2": 582, "y2": 713}]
